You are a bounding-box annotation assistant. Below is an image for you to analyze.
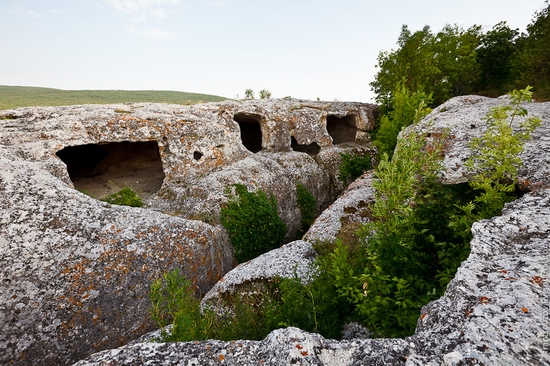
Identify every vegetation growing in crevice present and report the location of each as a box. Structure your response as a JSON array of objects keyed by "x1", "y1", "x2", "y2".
[
  {"x1": 449, "y1": 86, "x2": 541, "y2": 237},
  {"x1": 100, "y1": 187, "x2": 143, "y2": 207},
  {"x1": 295, "y1": 183, "x2": 318, "y2": 238},
  {"x1": 150, "y1": 269, "x2": 276, "y2": 342},
  {"x1": 338, "y1": 153, "x2": 372, "y2": 187},
  {"x1": 220, "y1": 184, "x2": 287, "y2": 263},
  {"x1": 371, "y1": 83, "x2": 432, "y2": 159},
  {"x1": 150, "y1": 87, "x2": 540, "y2": 343}
]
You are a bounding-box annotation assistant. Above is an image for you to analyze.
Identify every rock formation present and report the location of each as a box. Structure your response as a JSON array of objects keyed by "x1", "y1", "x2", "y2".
[
  {"x1": 0, "y1": 99, "x2": 377, "y2": 365},
  {"x1": 76, "y1": 95, "x2": 549, "y2": 365}
]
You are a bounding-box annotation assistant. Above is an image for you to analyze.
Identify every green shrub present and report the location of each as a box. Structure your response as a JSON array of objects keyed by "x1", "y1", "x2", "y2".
[
  {"x1": 220, "y1": 184, "x2": 287, "y2": 263},
  {"x1": 259, "y1": 89, "x2": 272, "y2": 99},
  {"x1": 296, "y1": 183, "x2": 317, "y2": 237},
  {"x1": 100, "y1": 187, "x2": 143, "y2": 207},
  {"x1": 338, "y1": 153, "x2": 372, "y2": 186},
  {"x1": 150, "y1": 269, "x2": 274, "y2": 342}
]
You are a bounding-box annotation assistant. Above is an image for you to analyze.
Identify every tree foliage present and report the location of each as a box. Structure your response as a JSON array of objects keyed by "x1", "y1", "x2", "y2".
[
  {"x1": 513, "y1": 1, "x2": 550, "y2": 100},
  {"x1": 371, "y1": 3, "x2": 550, "y2": 108},
  {"x1": 372, "y1": 83, "x2": 432, "y2": 158},
  {"x1": 371, "y1": 24, "x2": 480, "y2": 108}
]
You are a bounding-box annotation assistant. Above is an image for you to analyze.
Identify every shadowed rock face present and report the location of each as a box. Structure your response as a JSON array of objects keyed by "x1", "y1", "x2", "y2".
[
  {"x1": 56, "y1": 141, "x2": 165, "y2": 198},
  {"x1": 73, "y1": 96, "x2": 550, "y2": 366},
  {"x1": 0, "y1": 99, "x2": 377, "y2": 365}
]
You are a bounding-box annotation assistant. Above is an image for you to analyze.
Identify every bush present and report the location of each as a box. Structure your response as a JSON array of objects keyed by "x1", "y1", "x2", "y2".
[
  {"x1": 296, "y1": 183, "x2": 317, "y2": 237},
  {"x1": 259, "y1": 89, "x2": 272, "y2": 99},
  {"x1": 220, "y1": 184, "x2": 287, "y2": 263},
  {"x1": 150, "y1": 269, "x2": 274, "y2": 342},
  {"x1": 338, "y1": 153, "x2": 372, "y2": 186},
  {"x1": 100, "y1": 187, "x2": 143, "y2": 207}
]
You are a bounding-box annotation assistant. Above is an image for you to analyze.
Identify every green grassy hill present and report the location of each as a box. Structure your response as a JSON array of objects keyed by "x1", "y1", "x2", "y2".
[{"x1": 0, "y1": 85, "x2": 228, "y2": 110}]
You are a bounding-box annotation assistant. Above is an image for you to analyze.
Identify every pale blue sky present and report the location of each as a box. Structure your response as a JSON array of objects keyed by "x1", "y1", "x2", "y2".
[{"x1": 0, "y1": 0, "x2": 545, "y2": 102}]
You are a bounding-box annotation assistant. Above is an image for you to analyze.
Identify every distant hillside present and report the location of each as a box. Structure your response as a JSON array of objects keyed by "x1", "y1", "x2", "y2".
[{"x1": 0, "y1": 85, "x2": 228, "y2": 110}]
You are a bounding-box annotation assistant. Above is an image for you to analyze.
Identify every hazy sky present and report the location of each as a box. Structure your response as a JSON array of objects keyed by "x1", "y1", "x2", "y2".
[{"x1": 0, "y1": 0, "x2": 545, "y2": 102}]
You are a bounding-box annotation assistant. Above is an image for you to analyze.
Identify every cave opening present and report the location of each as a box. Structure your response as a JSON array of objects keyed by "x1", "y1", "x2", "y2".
[
  {"x1": 326, "y1": 114, "x2": 358, "y2": 144},
  {"x1": 233, "y1": 113, "x2": 263, "y2": 153},
  {"x1": 291, "y1": 136, "x2": 321, "y2": 156},
  {"x1": 56, "y1": 141, "x2": 165, "y2": 199}
]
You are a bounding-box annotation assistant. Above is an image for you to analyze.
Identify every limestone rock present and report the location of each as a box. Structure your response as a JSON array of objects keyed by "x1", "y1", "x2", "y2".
[
  {"x1": 201, "y1": 240, "x2": 316, "y2": 311},
  {"x1": 74, "y1": 96, "x2": 550, "y2": 365},
  {"x1": 303, "y1": 171, "x2": 375, "y2": 244},
  {"x1": 0, "y1": 144, "x2": 233, "y2": 365},
  {"x1": 0, "y1": 99, "x2": 377, "y2": 365},
  {"x1": 412, "y1": 95, "x2": 550, "y2": 190}
]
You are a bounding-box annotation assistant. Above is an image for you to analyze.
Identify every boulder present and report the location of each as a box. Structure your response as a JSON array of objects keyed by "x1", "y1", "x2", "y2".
[
  {"x1": 0, "y1": 99, "x2": 377, "y2": 365},
  {"x1": 413, "y1": 94, "x2": 550, "y2": 190},
  {"x1": 303, "y1": 170, "x2": 375, "y2": 244},
  {"x1": 201, "y1": 240, "x2": 316, "y2": 311}
]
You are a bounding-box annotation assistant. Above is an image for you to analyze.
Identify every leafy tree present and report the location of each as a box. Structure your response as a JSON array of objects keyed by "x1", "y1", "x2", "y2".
[
  {"x1": 370, "y1": 25, "x2": 437, "y2": 109},
  {"x1": 513, "y1": 1, "x2": 550, "y2": 100},
  {"x1": 476, "y1": 22, "x2": 520, "y2": 96},
  {"x1": 259, "y1": 89, "x2": 272, "y2": 99},
  {"x1": 371, "y1": 24, "x2": 481, "y2": 108},
  {"x1": 244, "y1": 88, "x2": 255, "y2": 100},
  {"x1": 432, "y1": 24, "x2": 481, "y2": 100}
]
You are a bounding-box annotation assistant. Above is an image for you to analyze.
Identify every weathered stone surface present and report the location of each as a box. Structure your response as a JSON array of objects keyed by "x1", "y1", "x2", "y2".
[
  {"x1": 0, "y1": 99, "x2": 377, "y2": 365},
  {"x1": 413, "y1": 95, "x2": 550, "y2": 190},
  {"x1": 74, "y1": 326, "x2": 411, "y2": 366},
  {"x1": 0, "y1": 145, "x2": 233, "y2": 365},
  {"x1": 201, "y1": 240, "x2": 316, "y2": 310},
  {"x1": 303, "y1": 171, "x2": 375, "y2": 244}
]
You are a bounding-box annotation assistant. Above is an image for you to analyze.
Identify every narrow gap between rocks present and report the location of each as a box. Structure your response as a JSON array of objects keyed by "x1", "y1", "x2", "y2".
[{"x1": 56, "y1": 141, "x2": 165, "y2": 199}]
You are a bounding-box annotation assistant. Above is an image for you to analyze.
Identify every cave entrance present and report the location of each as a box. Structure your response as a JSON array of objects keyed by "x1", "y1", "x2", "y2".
[
  {"x1": 56, "y1": 141, "x2": 165, "y2": 199},
  {"x1": 326, "y1": 114, "x2": 358, "y2": 144},
  {"x1": 291, "y1": 136, "x2": 321, "y2": 156},
  {"x1": 233, "y1": 113, "x2": 263, "y2": 153}
]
